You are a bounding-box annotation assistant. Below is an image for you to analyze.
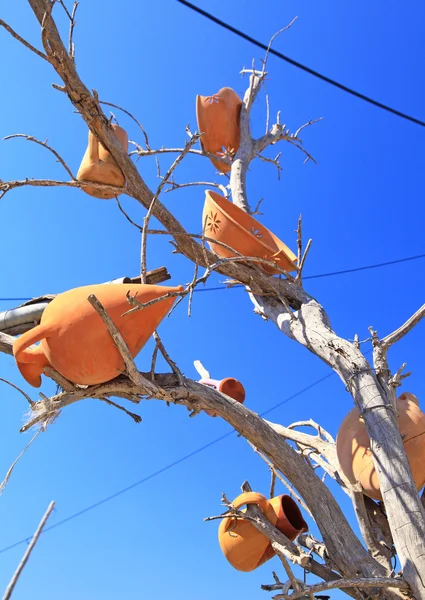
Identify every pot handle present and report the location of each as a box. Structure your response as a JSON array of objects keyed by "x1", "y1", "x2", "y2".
[
  {"x1": 222, "y1": 492, "x2": 277, "y2": 532},
  {"x1": 87, "y1": 130, "x2": 99, "y2": 164},
  {"x1": 13, "y1": 323, "x2": 50, "y2": 364}
]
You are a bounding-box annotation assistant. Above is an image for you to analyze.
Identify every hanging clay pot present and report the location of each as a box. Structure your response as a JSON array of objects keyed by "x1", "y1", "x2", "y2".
[
  {"x1": 77, "y1": 124, "x2": 128, "y2": 199},
  {"x1": 336, "y1": 393, "x2": 425, "y2": 500},
  {"x1": 199, "y1": 376, "x2": 246, "y2": 417},
  {"x1": 196, "y1": 87, "x2": 242, "y2": 173},
  {"x1": 203, "y1": 190, "x2": 297, "y2": 274},
  {"x1": 13, "y1": 283, "x2": 183, "y2": 388},
  {"x1": 218, "y1": 492, "x2": 308, "y2": 572}
]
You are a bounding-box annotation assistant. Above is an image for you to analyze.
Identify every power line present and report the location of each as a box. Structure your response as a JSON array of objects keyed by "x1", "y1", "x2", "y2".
[
  {"x1": 0, "y1": 372, "x2": 335, "y2": 556},
  {"x1": 177, "y1": 0, "x2": 425, "y2": 128},
  {"x1": 1, "y1": 251, "x2": 424, "y2": 303}
]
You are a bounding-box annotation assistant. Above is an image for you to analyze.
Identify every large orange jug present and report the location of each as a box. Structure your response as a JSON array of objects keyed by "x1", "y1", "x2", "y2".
[
  {"x1": 13, "y1": 283, "x2": 183, "y2": 387},
  {"x1": 218, "y1": 492, "x2": 308, "y2": 572},
  {"x1": 336, "y1": 392, "x2": 425, "y2": 500},
  {"x1": 203, "y1": 190, "x2": 297, "y2": 274},
  {"x1": 196, "y1": 87, "x2": 242, "y2": 173},
  {"x1": 77, "y1": 124, "x2": 128, "y2": 199}
]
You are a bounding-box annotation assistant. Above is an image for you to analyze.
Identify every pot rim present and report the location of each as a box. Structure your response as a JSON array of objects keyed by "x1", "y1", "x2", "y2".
[{"x1": 205, "y1": 190, "x2": 297, "y2": 265}]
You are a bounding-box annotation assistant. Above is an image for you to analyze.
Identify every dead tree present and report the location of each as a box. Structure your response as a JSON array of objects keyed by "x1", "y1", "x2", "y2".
[{"x1": 1, "y1": 2, "x2": 425, "y2": 599}]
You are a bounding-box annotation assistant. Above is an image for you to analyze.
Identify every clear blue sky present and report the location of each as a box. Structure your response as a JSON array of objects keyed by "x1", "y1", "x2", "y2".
[{"x1": 0, "y1": 1, "x2": 424, "y2": 598}]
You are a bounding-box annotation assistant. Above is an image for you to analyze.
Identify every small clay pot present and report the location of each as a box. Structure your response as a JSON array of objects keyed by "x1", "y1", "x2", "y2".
[
  {"x1": 218, "y1": 492, "x2": 308, "y2": 572},
  {"x1": 196, "y1": 87, "x2": 242, "y2": 173},
  {"x1": 336, "y1": 393, "x2": 425, "y2": 500},
  {"x1": 13, "y1": 283, "x2": 183, "y2": 387},
  {"x1": 77, "y1": 124, "x2": 128, "y2": 199},
  {"x1": 203, "y1": 190, "x2": 297, "y2": 274},
  {"x1": 199, "y1": 377, "x2": 246, "y2": 417}
]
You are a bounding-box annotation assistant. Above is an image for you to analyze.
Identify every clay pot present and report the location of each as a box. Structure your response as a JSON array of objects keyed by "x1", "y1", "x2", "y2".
[
  {"x1": 218, "y1": 492, "x2": 308, "y2": 572},
  {"x1": 203, "y1": 190, "x2": 297, "y2": 274},
  {"x1": 77, "y1": 124, "x2": 128, "y2": 199},
  {"x1": 196, "y1": 87, "x2": 242, "y2": 173},
  {"x1": 13, "y1": 283, "x2": 183, "y2": 388},
  {"x1": 199, "y1": 377, "x2": 246, "y2": 417},
  {"x1": 336, "y1": 393, "x2": 425, "y2": 500}
]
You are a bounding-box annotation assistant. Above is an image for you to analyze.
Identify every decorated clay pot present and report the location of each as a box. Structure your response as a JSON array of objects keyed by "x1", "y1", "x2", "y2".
[
  {"x1": 336, "y1": 393, "x2": 425, "y2": 500},
  {"x1": 199, "y1": 377, "x2": 246, "y2": 417},
  {"x1": 203, "y1": 190, "x2": 297, "y2": 274},
  {"x1": 13, "y1": 283, "x2": 183, "y2": 387},
  {"x1": 196, "y1": 87, "x2": 242, "y2": 173},
  {"x1": 77, "y1": 124, "x2": 128, "y2": 199},
  {"x1": 218, "y1": 492, "x2": 308, "y2": 572}
]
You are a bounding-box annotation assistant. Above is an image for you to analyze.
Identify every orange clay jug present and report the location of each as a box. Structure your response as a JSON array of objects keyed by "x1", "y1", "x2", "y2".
[
  {"x1": 13, "y1": 283, "x2": 183, "y2": 388},
  {"x1": 218, "y1": 492, "x2": 308, "y2": 572},
  {"x1": 199, "y1": 376, "x2": 246, "y2": 417},
  {"x1": 77, "y1": 124, "x2": 128, "y2": 199},
  {"x1": 336, "y1": 392, "x2": 425, "y2": 500},
  {"x1": 196, "y1": 87, "x2": 242, "y2": 173},
  {"x1": 203, "y1": 190, "x2": 297, "y2": 274}
]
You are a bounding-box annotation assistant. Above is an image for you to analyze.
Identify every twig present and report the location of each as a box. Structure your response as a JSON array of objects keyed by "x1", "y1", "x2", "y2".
[
  {"x1": 98, "y1": 397, "x2": 142, "y2": 423},
  {"x1": 0, "y1": 19, "x2": 48, "y2": 61},
  {"x1": 130, "y1": 146, "x2": 229, "y2": 167},
  {"x1": 140, "y1": 133, "x2": 201, "y2": 282},
  {"x1": 269, "y1": 467, "x2": 277, "y2": 498},
  {"x1": 3, "y1": 134, "x2": 75, "y2": 179},
  {"x1": 0, "y1": 378, "x2": 34, "y2": 406},
  {"x1": 2, "y1": 501, "x2": 55, "y2": 600},
  {"x1": 100, "y1": 100, "x2": 151, "y2": 150},
  {"x1": 297, "y1": 239, "x2": 313, "y2": 283},
  {"x1": 0, "y1": 430, "x2": 42, "y2": 495},
  {"x1": 164, "y1": 180, "x2": 228, "y2": 195},
  {"x1": 152, "y1": 331, "x2": 185, "y2": 386},
  {"x1": 87, "y1": 294, "x2": 160, "y2": 397}
]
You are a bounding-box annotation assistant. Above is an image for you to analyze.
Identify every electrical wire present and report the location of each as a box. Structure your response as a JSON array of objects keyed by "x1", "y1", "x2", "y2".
[
  {"x1": 0, "y1": 372, "x2": 335, "y2": 555},
  {"x1": 1, "y1": 251, "x2": 424, "y2": 302},
  {"x1": 177, "y1": 0, "x2": 425, "y2": 128}
]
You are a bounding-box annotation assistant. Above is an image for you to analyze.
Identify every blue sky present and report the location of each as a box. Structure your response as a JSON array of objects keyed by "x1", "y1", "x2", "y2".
[{"x1": 0, "y1": 1, "x2": 424, "y2": 598}]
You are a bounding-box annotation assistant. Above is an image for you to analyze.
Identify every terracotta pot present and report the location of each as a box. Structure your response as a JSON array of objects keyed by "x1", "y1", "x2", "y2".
[
  {"x1": 218, "y1": 492, "x2": 308, "y2": 572},
  {"x1": 203, "y1": 190, "x2": 297, "y2": 274},
  {"x1": 336, "y1": 393, "x2": 425, "y2": 500},
  {"x1": 77, "y1": 124, "x2": 128, "y2": 199},
  {"x1": 199, "y1": 377, "x2": 246, "y2": 417},
  {"x1": 13, "y1": 283, "x2": 183, "y2": 387},
  {"x1": 196, "y1": 87, "x2": 242, "y2": 173}
]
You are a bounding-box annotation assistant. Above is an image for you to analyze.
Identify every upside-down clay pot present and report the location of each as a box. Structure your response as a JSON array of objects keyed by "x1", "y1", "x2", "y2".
[
  {"x1": 203, "y1": 190, "x2": 298, "y2": 274},
  {"x1": 199, "y1": 377, "x2": 246, "y2": 417},
  {"x1": 218, "y1": 492, "x2": 308, "y2": 572},
  {"x1": 13, "y1": 283, "x2": 183, "y2": 388},
  {"x1": 196, "y1": 87, "x2": 242, "y2": 173},
  {"x1": 77, "y1": 124, "x2": 128, "y2": 199},
  {"x1": 336, "y1": 393, "x2": 425, "y2": 500}
]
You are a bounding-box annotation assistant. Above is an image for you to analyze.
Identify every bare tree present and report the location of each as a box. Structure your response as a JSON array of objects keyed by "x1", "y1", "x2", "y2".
[{"x1": 1, "y1": 2, "x2": 425, "y2": 599}]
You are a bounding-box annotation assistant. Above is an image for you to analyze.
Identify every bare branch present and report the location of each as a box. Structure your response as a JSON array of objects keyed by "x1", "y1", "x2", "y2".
[
  {"x1": 381, "y1": 303, "x2": 425, "y2": 349},
  {"x1": 87, "y1": 294, "x2": 161, "y2": 397},
  {"x1": 140, "y1": 133, "x2": 200, "y2": 282},
  {"x1": 0, "y1": 378, "x2": 35, "y2": 407},
  {"x1": 0, "y1": 19, "x2": 48, "y2": 61},
  {"x1": 2, "y1": 501, "x2": 55, "y2": 600},
  {"x1": 3, "y1": 134, "x2": 75, "y2": 179},
  {"x1": 100, "y1": 100, "x2": 151, "y2": 150},
  {"x1": 269, "y1": 577, "x2": 409, "y2": 600},
  {"x1": 0, "y1": 178, "x2": 127, "y2": 199}
]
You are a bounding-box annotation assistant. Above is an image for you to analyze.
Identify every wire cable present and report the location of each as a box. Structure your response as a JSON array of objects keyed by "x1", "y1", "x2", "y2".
[
  {"x1": 1, "y1": 252, "x2": 424, "y2": 302},
  {"x1": 177, "y1": 0, "x2": 425, "y2": 128},
  {"x1": 0, "y1": 372, "x2": 335, "y2": 555}
]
